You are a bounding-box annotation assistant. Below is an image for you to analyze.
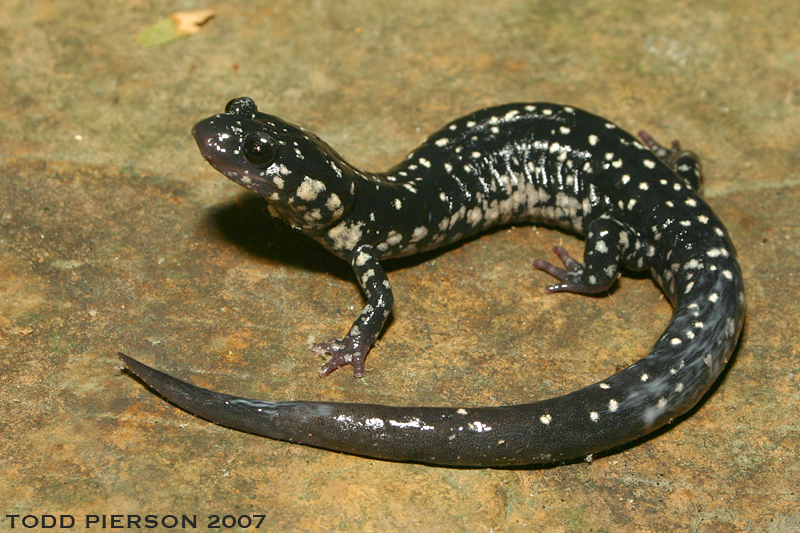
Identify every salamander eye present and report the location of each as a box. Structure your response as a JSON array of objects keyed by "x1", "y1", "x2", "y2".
[
  {"x1": 225, "y1": 97, "x2": 257, "y2": 116},
  {"x1": 242, "y1": 132, "x2": 278, "y2": 167}
]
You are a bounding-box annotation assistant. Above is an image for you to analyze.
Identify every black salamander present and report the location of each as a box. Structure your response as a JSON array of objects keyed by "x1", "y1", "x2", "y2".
[{"x1": 119, "y1": 97, "x2": 745, "y2": 466}]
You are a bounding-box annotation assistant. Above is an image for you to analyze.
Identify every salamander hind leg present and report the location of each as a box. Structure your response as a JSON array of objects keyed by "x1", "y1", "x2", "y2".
[
  {"x1": 638, "y1": 130, "x2": 703, "y2": 191},
  {"x1": 532, "y1": 216, "x2": 648, "y2": 295}
]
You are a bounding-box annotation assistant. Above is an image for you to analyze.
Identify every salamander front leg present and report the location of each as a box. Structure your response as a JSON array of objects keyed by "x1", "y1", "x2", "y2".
[{"x1": 313, "y1": 244, "x2": 394, "y2": 378}]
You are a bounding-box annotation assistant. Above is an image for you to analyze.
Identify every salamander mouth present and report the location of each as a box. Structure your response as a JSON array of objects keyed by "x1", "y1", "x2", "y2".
[
  {"x1": 204, "y1": 158, "x2": 276, "y2": 192},
  {"x1": 202, "y1": 157, "x2": 238, "y2": 177}
]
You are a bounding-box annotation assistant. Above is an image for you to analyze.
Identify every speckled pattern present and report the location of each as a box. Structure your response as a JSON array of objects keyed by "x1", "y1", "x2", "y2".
[{"x1": 121, "y1": 97, "x2": 744, "y2": 466}]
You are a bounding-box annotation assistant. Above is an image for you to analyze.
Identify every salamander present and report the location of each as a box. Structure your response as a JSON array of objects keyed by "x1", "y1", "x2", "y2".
[{"x1": 119, "y1": 97, "x2": 745, "y2": 466}]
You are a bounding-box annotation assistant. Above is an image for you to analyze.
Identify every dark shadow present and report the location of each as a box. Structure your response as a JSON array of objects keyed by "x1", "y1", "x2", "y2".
[{"x1": 206, "y1": 193, "x2": 353, "y2": 282}]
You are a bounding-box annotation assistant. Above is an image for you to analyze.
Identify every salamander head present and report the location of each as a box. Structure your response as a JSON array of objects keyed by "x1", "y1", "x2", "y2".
[{"x1": 192, "y1": 97, "x2": 355, "y2": 231}]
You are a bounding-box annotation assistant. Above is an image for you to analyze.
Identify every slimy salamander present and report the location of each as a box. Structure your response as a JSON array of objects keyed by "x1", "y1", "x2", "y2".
[{"x1": 120, "y1": 97, "x2": 744, "y2": 466}]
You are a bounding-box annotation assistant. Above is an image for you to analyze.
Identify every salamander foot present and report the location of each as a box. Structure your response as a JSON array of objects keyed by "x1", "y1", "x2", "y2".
[{"x1": 313, "y1": 337, "x2": 369, "y2": 378}]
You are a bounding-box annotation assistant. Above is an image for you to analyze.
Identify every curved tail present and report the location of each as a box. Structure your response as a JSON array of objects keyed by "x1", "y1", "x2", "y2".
[{"x1": 120, "y1": 275, "x2": 742, "y2": 469}]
